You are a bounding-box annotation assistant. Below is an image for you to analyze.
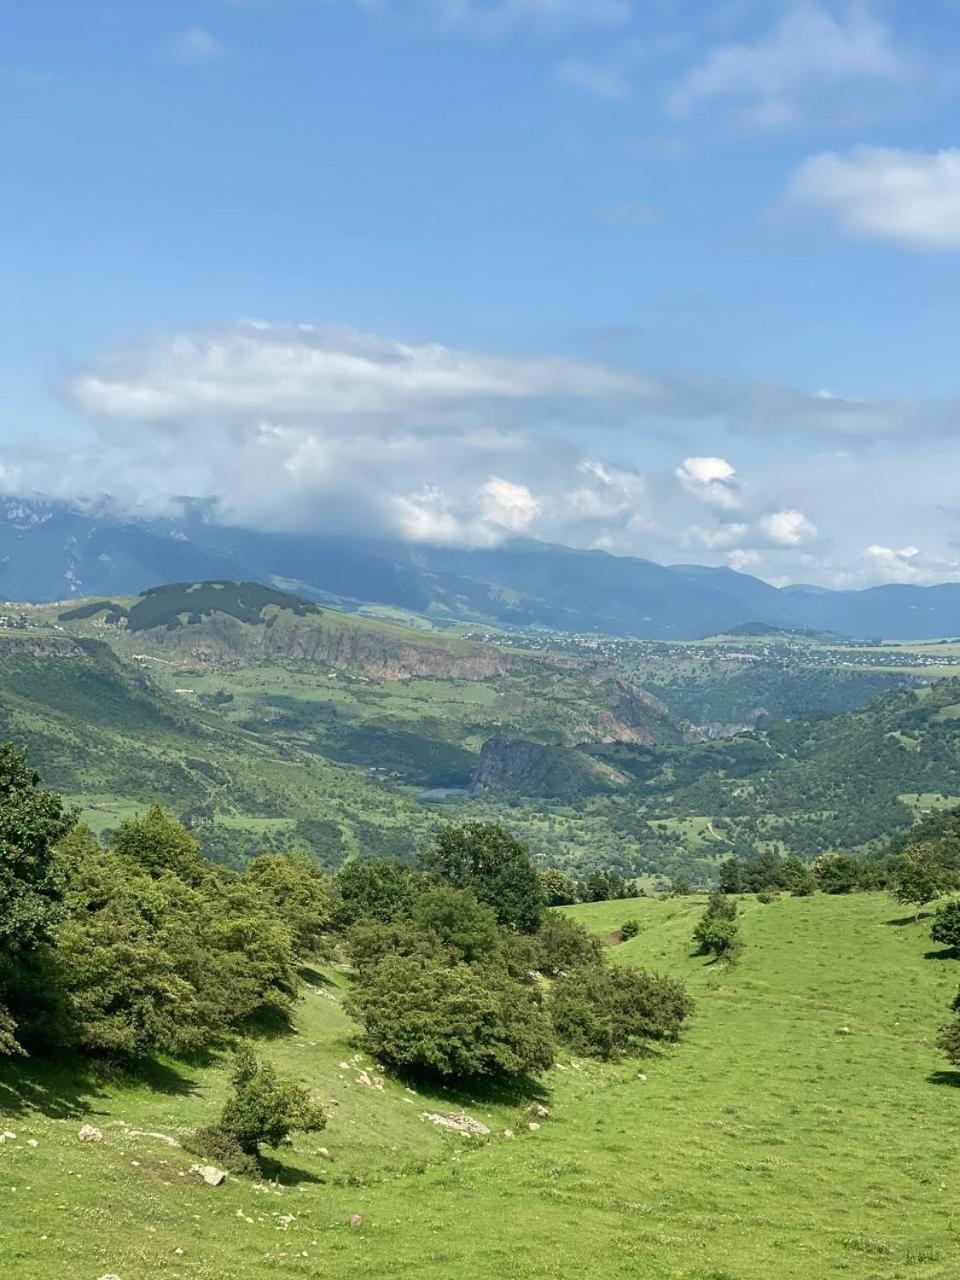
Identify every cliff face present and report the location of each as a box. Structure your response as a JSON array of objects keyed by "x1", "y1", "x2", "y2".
[
  {"x1": 113, "y1": 610, "x2": 519, "y2": 681},
  {"x1": 470, "y1": 735, "x2": 630, "y2": 798}
]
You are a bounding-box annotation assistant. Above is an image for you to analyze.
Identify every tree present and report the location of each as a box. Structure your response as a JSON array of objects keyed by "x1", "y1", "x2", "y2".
[
  {"x1": 931, "y1": 899, "x2": 960, "y2": 952},
  {"x1": 55, "y1": 827, "x2": 298, "y2": 1060},
  {"x1": 332, "y1": 858, "x2": 419, "y2": 929},
  {"x1": 110, "y1": 804, "x2": 204, "y2": 883},
  {"x1": 891, "y1": 849, "x2": 949, "y2": 922},
  {"x1": 345, "y1": 952, "x2": 555, "y2": 1080},
  {"x1": 421, "y1": 823, "x2": 543, "y2": 933},
  {"x1": 245, "y1": 851, "x2": 331, "y2": 956},
  {"x1": 192, "y1": 1044, "x2": 325, "y2": 1172},
  {"x1": 539, "y1": 867, "x2": 579, "y2": 906},
  {"x1": 0, "y1": 743, "x2": 76, "y2": 1054},
  {"x1": 535, "y1": 912, "x2": 605, "y2": 976},
  {"x1": 550, "y1": 965, "x2": 692, "y2": 1060},
  {"x1": 620, "y1": 918, "x2": 641, "y2": 941},
  {"x1": 410, "y1": 885, "x2": 501, "y2": 964},
  {"x1": 813, "y1": 853, "x2": 865, "y2": 895},
  {"x1": 693, "y1": 892, "x2": 741, "y2": 960}
]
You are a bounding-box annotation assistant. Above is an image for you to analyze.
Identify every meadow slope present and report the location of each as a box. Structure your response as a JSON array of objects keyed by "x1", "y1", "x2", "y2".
[{"x1": 2, "y1": 892, "x2": 959, "y2": 1279}]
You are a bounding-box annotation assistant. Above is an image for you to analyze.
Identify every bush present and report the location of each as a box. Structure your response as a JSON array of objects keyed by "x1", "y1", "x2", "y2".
[
  {"x1": 931, "y1": 899, "x2": 960, "y2": 952},
  {"x1": 332, "y1": 858, "x2": 419, "y2": 929},
  {"x1": 345, "y1": 952, "x2": 555, "y2": 1081},
  {"x1": 937, "y1": 1017, "x2": 960, "y2": 1066},
  {"x1": 756, "y1": 887, "x2": 779, "y2": 904},
  {"x1": 185, "y1": 1124, "x2": 259, "y2": 1177},
  {"x1": 693, "y1": 893, "x2": 742, "y2": 960},
  {"x1": 551, "y1": 965, "x2": 692, "y2": 1060},
  {"x1": 345, "y1": 918, "x2": 448, "y2": 974},
  {"x1": 619, "y1": 918, "x2": 641, "y2": 940},
  {"x1": 536, "y1": 913, "x2": 605, "y2": 976},
  {"x1": 539, "y1": 868, "x2": 579, "y2": 906},
  {"x1": 199, "y1": 1044, "x2": 325, "y2": 1170}
]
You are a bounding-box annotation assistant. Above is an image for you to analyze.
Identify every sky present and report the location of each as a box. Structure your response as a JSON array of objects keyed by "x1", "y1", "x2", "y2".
[{"x1": 3, "y1": 0, "x2": 960, "y2": 588}]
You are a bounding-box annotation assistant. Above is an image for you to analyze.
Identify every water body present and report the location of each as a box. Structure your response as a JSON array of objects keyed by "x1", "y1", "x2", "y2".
[{"x1": 417, "y1": 787, "x2": 471, "y2": 803}]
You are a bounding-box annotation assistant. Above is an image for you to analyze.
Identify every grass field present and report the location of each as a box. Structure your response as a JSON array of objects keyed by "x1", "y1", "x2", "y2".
[{"x1": 3, "y1": 892, "x2": 959, "y2": 1279}]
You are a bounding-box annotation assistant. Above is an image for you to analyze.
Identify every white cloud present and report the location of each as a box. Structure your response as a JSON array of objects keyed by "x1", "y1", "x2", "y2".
[
  {"x1": 758, "y1": 508, "x2": 818, "y2": 547},
  {"x1": 170, "y1": 27, "x2": 224, "y2": 63},
  {"x1": 666, "y1": 6, "x2": 919, "y2": 129},
  {"x1": 478, "y1": 476, "x2": 540, "y2": 532},
  {"x1": 682, "y1": 522, "x2": 749, "y2": 550},
  {"x1": 557, "y1": 59, "x2": 632, "y2": 99},
  {"x1": 675, "y1": 456, "x2": 740, "y2": 510},
  {"x1": 727, "y1": 548, "x2": 761, "y2": 573},
  {"x1": 783, "y1": 147, "x2": 960, "y2": 251}
]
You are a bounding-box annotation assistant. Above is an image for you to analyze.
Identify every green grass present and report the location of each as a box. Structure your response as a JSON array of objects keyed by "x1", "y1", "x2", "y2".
[{"x1": 3, "y1": 893, "x2": 959, "y2": 1278}]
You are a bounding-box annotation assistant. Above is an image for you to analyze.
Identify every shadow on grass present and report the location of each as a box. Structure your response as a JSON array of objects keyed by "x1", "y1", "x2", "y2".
[
  {"x1": 393, "y1": 1065, "x2": 550, "y2": 1112},
  {"x1": 257, "y1": 1154, "x2": 327, "y2": 1186},
  {"x1": 235, "y1": 1001, "x2": 296, "y2": 1042},
  {"x1": 114, "y1": 1056, "x2": 202, "y2": 1098},
  {"x1": 928, "y1": 1069, "x2": 960, "y2": 1088},
  {"x1": 884, "y1": 913, "x2": 931, "y2": 926},
  {"x1": 924, "y1": 947, "x2": 960, "y2": 962},
  {"x1": 0, "y1": 1054, "x2": 102, "y2": 1120},
  {"x1": 298, "y1": 965, "x2": 337, "y2": 990}
]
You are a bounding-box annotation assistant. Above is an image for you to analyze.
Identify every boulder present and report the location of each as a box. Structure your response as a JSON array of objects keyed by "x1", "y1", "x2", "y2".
[
  {"x1": 78, "y1": 1125, "x2": 103, "y2": 1143},
  {"x1": 190, "y1": 1163, "x2": 226, "y2": 1186},
  {"x1": 348, "y1": 1214, "x2": 363, "y2": 1228}
]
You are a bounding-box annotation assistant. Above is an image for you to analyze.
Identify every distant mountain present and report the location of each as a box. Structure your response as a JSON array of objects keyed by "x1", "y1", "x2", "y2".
[{"x1": 4, "y1": 496, "x2": 960, "y2": 639}]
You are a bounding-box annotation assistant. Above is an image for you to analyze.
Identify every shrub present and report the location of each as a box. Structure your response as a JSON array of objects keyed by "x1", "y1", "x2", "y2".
[
  {"x1": 619, "y1": 918, "x2": 641, "y2": 941},
  {"x1": 186, "y1": 1124, "x2": 259, "y2": 1177},
  {"x1": 693, "y1": 893, "x2": 742, "y2": 960},
  {"x1": 931, "y1": 900, "x2": 960, "y2": 952},
  {"x1": 203, "y1": 1044, "x2": 325, "y2": 1169},
  {"x1": 756, "y1": 887, "x2": 779, "y2": 904},
  {"x1": 345, "y1": 953, "x2": 555, "y2": 1081},
  {"x1": 345, "y1": 918, "x2": 449, "y2": 974},
  {"x1": 937, "y1": 1017, "x2": 960, "y2": 1067},
  {"x1": 536, "y1": 913, "x2": 605, "y2": 975},
  {"x1": 551, "y1": 965, "x2": 692, "y2": 1060}
]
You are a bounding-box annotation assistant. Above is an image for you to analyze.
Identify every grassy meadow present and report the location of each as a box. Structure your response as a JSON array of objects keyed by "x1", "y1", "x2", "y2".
[{"x1": 2, "y1": 891, "x2": 959, "y2": 1279}]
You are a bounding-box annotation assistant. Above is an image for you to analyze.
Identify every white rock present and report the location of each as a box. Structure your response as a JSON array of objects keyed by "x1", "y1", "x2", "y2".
[
  {"x1": 26, "y1": 1139, "x2": 39, "y2": 1148},
  {"x1": 78, "y1": 1125, "x2": 103, "y2": 1143},
  {"x1": 527, "y1": 1121, "x2": 540, "y2": 1132},
  {"x1": 189, "y1": 1163, "x2": 226, "y2": 1186},
  {"x1": 2, "y1": 1130, "x2": 15, "y2": 1140}
]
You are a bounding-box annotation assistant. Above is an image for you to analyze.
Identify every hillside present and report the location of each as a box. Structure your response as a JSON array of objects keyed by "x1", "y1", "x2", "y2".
[
  {"x1": 8, "y1": 496, "x2": 960, "y2": 638},
  {"x1": 2, "y1": 892, "x2": 957, "y2": 1279}
]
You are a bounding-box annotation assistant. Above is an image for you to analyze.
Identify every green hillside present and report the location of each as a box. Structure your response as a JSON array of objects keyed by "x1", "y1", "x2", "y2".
[{"x1": 3, "y1": 892, "x2": 958, "y2": 1279}]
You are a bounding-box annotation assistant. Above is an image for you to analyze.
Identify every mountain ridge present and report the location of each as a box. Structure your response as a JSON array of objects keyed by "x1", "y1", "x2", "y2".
[{"x1": 3, "y1": 496, "x2": 960, "y2": 639}]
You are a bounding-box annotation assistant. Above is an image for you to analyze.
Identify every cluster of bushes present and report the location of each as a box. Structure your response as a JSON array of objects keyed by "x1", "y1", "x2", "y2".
[
  {"x1": 0, "y1": 744, "x2": 330, "y2": 1061},
  {"x1": 931, "y1": 898, "x2": 960, "y2": 1069},
  {"x1": 338, "y1": 823, "x2": 692, "y2": 1076}
]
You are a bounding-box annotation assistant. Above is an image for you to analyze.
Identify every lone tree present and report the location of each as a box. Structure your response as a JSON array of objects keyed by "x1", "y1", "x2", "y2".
[
  {"x1": 930, "y1": 899, "x2": 960, "y2": 953},
  {"x1": 421, "y1": 823, "x2": 544, "y2": 933},
  {"x1": 192, "y1": 1044, "x2": 325, "y2": 1173},
  {"x1": 891, "y1": 849, "x2": 950, "y2": 922},
  {"x1": 693, "y1": 891, "x2": 742, "y2": 961}
]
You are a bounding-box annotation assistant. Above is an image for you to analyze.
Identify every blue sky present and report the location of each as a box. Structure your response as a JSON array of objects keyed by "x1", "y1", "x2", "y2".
[{"x1": 4, "y1": 0, "x2": 960, "y2": 586}]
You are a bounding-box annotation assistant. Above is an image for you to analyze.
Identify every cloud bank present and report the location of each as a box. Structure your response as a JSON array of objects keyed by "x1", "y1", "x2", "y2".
[{"x1": 0, "y1": 319, "x2": 955, "y2": 588}]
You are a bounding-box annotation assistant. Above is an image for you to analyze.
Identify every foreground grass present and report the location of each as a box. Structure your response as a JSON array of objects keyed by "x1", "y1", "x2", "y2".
[{"x1": 2, "y1": 893, "x2": 959, "y2": 1279}]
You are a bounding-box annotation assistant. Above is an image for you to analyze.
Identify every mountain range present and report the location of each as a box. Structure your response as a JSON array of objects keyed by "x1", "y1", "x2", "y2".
[{"x1": 3, "y1": 495, "x2": 960, "y2": 639}]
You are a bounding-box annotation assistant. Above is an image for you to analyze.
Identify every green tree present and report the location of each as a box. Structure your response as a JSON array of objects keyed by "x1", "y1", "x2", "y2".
[
  {"x1": 193, "y1": 1044, "x2": 325, "y2": 1172},
  {"x1": 410, "y1": 884, "x2": 501, "y2": 964},
  {"x1": 539, "y1": 867, "x2": 579, "y2": 906},
  {"x1": 110, "y1": 804, "x2": 204, "y2": 882},
  {"x1": 332, "y1": 858, "x2": 419, "y2": 928},
  {"x1": 891, "y1": 849, "x2": 949, "y2": 922},
  {"x1": 550, "y1": 964, "x2": 692, "y2": 1060},
  {"x1": 535, "y1": 912, "x2": 605, "y2": 976},
  {"x1": 421, "y1": 823, "x2": 543, "y2": 933},
  {"x1": 345, "y1": 951, "x2": 555, "y2": 1080},
  {"x1": 245, "y1": 851, "x2": 331, "y2": 956},
  {"x1": 931, "y1": 899, "x2": 960, "y2": 952},
  {"x1": 0, "y1": 744, "x2": 76, "y2": 1054}
]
